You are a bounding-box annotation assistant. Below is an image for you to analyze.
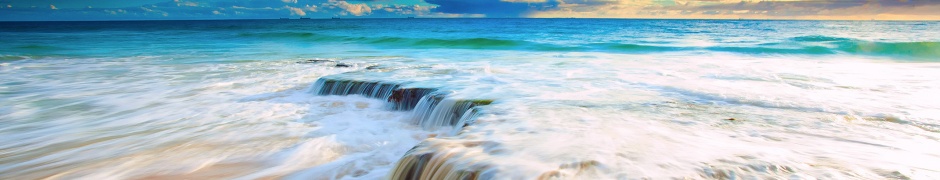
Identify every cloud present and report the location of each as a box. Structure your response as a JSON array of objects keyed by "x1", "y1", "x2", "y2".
[
  {"x1": 285, "y1": 5, "x2": 306, "y2": 16},
  {"x1": 103, "y1": 9, "x2": 127, "y2": 15},
  {"x1": 4, "y1": 0, "x2": 938, "y2": 21},
  {"x1": 140, "y1": 6, "x2": 170, "y2": 16},
  {"x1": 370, "y1": 4, "x2": 434, "y2": 16},
  {"x1": 425, "y1": 0, "x2": 559, "y2": 17},
  {"x1": 527, "y1": 0, "x2": 940, "y2": 20},
  {"x1": 422, "y1": 12, "x2": 485, "y2": 18},
  {"x1": 174, "y1": 0, "x2": 201, "y2": 7},
  {"x1": 305, "y1": 4, "x2": 318, "y2": 12},
  {"x1": 501, "y1": 0, "x2": 547, "y2": 2},
  {"x1": 326, "y1": 0, "x2": 372, "y2": 16}
]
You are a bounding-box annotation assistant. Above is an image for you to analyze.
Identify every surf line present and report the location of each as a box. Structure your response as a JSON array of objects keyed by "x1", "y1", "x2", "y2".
[{"x1": 309, "y1": 70, "x2": 496, "y2": 179}]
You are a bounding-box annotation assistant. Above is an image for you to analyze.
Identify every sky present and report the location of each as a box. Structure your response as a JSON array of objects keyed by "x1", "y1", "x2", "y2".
[{"x1": 1, "y1": 0, "x2": 939, "y2": 21}]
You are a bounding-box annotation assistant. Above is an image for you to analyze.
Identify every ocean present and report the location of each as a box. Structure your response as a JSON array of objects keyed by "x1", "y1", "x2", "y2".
[{"x1": 1, "y1": 19, "x2": 939, "y2": 179}]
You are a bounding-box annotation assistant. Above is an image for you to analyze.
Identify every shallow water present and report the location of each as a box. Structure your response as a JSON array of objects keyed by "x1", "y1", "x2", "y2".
[{"x1": 1, "y1": 19, "x2": 939, "y2": 179}]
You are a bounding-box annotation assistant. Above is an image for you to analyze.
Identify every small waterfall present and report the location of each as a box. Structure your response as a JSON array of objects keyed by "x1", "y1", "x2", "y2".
[
  {"x1": 388, "y1": 139, "x2": 499, "y2": 180},
  {"x1": 387, "y1": 98, "x2": 495, "y2": 180},
  {"x1": 409, "y1": 94, "x2": 492, "y2": 130},
  {"x1": 309, "y1": 76, "x2": 497, "y2": 180},
  {"x1": 310, "y1": 77, "x2": 401, "y2": 100},
  {"x1": 452, "y1": 106, "x2": 482, "y2": 135},
  {"x1": 309, "y1": 76, "x2": 492, "y2": 129},
  {"x1": 310, "y1": 77, "x2": 436, "y2": 111}
]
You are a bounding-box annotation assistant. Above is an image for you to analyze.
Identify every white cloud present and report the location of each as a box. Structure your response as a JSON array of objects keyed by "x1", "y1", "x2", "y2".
[
  {"x1": 285, "y1": 6, "x2": 306, "y2": 16},
  {"x1": 500, "y1": 0, "x2": 547, "y2": 2},
  {"x1": 423, "y1": 12, "x2": 485, "y2": 18},
  {"x1": 374, "y1": 4, "x2": 434, "y2": 15},
  {"x1": 212, "y1": 10, "x2": 222, "y2": 15},
  {"x1": 327, "y1": 0, "x2": 372, "y2": 16},
  {"x1": 305, "y1": 4, "x2": 317, "y2": 12},
  {"x1": 282, "y1": 0, "x2": 298, "y2": 3},
  {"x1": 104, "y1": 9, "x2": 127, "y2": 15},
  {"x1": 174, "y1": 0, "x2": 200, "y2": 7},
  {"x1": 526, "y1": 0, "x2": 940, "y2": 20},
  {"x1": 49, "y1": 4, "x2": 57, "y2": 10},
  {"x1": 230, "y1": 5, "x2": 278, "y2": 11},
  {"x1": 139, "y1": 7, "x2": 170, "y2": 16},
  {"x1": 414, "y1": 5, "x2": 431, "y2": 12}
]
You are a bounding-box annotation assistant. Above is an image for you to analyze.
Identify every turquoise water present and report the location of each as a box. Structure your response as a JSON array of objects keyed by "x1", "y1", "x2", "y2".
[
  {"x1": 1, "y1": 19, "x2": 939, "y2": 179},
  {"x1": 3, "y1": 19, "x2": 939, "y2": 59}
]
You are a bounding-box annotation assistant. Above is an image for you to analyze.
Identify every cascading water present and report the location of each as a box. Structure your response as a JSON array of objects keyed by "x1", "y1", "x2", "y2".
[{"x1": 308, "y1": 72, "x2": 500, "y2": 180}]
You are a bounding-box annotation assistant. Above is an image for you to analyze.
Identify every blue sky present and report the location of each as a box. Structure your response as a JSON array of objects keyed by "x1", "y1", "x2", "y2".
[{"x1": 1, "y1": 0, "x2": 939, "y2": 21}]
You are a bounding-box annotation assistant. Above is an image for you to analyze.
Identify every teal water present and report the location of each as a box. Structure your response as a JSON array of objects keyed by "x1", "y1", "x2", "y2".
[
  {"x1": 1, "y1": 19, "x2": 939, "y2": 179},
  {"x1": 3, "y1": 19, "x2": 940, "y2": 59}
]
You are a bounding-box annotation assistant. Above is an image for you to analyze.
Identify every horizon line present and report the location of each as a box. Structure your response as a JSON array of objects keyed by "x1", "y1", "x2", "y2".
[{"x1": 3, "y1": 17, "x2": 939, "y2": 23}]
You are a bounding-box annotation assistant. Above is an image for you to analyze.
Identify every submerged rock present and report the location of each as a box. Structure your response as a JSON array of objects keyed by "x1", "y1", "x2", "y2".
[
  {"x1": 389, "y1": 88, "x2": 438, "y2": 111},
  {"x1": 390, "y1": 140, "x2": 496, "y2": 180},
  {"x1": 310, "y1": 75, "x2": 499, "y2": 180},
  {"x1": 297, "y1": 59, "x2": 334, "y2": 64}
]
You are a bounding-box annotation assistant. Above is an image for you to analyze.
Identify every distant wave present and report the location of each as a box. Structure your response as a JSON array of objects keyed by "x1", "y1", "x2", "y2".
[
  {"x1": 15, "y1": 45, "x2": 62, "y2": 50},
  {"x1": 791, "y1": 35, "x2": 940, "y2": 58},
  {"x1": 590, "y1": 43, "x2": 682, "y2": 52},
  {"x1": 706, "y1": 46, "x2": 835, "y2": 55},
  {"x1": 412, "y1": 38, "x2": 523, "y2": 48},
  {"x1": 237, "y1": 32, "x2": 940, "y2": 59},
  {"x1": 240, "y1": 32, "x2": 532, "y2": 49},
  {"x1": 789, "y1": 35, "x2": 853, "y2": 42},
  {"x1": 369, "y1": 37, "x2": 526, "y2": 49},
  {"x1": 1, "y1": 45, "x2": 66, "y2": 58},
  {"x1": 238, "y1": 32, "x2": 324, "y2": 39},
  {"x1": 836, "y1": 41, "x2": 940, "y2": 58},
  {"x1": 0, "y1": 55, "x2": 28, "y2": 61}
]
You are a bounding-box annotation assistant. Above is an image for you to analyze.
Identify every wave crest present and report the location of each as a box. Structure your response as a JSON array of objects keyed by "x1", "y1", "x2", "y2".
[{"x1": 236, "y1": 32, "x2": 940, "y2": 59}]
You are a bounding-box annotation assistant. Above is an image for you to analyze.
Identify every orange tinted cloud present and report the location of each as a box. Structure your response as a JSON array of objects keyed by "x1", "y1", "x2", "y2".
[{"x1": 528, "y1": 0, "x2": 940, "y2": 20}]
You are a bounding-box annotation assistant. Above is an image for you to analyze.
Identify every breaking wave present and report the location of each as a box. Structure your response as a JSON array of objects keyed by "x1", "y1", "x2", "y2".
[{"x1": 236, "y1": 33, "x2": 940, "y2": 59}]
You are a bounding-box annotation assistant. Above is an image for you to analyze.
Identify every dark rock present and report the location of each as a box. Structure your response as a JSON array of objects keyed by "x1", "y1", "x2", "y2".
[
  {"x1": 335, "y1": 63, "x2": 352, "y2": 68},
  {"x1": 388, "y1": 88, "x2": 437, "y2": 111},
  {"x1": 297, "y1": 59, "x2": 334, "y2": 64}
]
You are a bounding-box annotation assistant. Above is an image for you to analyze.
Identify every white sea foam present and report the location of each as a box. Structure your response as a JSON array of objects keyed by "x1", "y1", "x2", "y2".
[
  {"x1": 381, "y1": 51, "x2": 940, "y2": 179},
  {"x1": 0, "y1": 57, "x2": 443, "y2": 179},
  {"x1": 2, "y1": 49, "x2": 939, "y2": 179}
]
